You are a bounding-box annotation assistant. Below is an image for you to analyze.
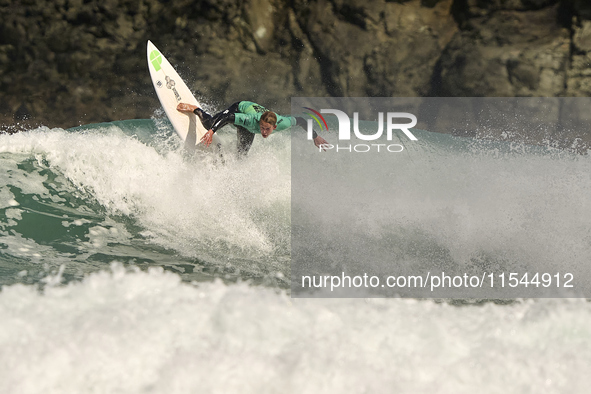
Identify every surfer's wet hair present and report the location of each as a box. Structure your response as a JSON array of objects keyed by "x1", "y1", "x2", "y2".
[{"x1": 260, "y1": 111, "x2": 277, "y2": 126}]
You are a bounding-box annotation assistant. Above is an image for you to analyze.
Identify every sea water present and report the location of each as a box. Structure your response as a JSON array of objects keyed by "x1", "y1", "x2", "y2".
[{"x1": 0, "y1": 118, "x2": 590, "y2": 393}]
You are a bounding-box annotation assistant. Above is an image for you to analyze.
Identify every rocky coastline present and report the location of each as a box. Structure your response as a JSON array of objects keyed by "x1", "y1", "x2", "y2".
[{"x1": 1, "y1": 0, "x2": 590, "y2": 148}]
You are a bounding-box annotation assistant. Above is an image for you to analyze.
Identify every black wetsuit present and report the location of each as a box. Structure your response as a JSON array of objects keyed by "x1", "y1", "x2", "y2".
[{"x1": 194, "y1": 101, "x2": 314, "y2": 156}]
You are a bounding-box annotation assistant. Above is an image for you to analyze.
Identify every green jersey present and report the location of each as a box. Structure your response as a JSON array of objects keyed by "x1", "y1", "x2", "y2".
[{"x1": 233, "y1": 101, "x2": 296, "y2": 134}]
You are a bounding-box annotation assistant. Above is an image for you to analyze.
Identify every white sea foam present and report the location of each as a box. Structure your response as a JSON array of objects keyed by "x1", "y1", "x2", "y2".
[{"x1": 0, "y1": 266, "x2": 590, "y2": 394}]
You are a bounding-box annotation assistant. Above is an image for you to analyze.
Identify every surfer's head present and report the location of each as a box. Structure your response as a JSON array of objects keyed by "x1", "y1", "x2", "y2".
[{"x1": 260, "y1": 111, "x2": 277, "y2": 138}]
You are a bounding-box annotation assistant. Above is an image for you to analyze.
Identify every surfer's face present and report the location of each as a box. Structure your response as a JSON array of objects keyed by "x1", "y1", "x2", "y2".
[{"x1": 259, "y1": 121, "x2": 276, "y2": 138}]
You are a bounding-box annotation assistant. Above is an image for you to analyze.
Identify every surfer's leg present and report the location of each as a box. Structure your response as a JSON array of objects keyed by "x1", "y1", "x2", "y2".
[
  {"x1": 211, "y1": 102, "x2": 240, "y2": 123},
  {"x1": 203, "y1": 102, "x2": 241, "y2": 132},
  {"x1": 224, "y1": 102, "x2": 241, "y2": 114},
  {"x1": 236, "y1": 126, "x2": 255, "y2": 157},
  {"x1": 193, "y1": 108, "x2": 213, "y2": 130}
]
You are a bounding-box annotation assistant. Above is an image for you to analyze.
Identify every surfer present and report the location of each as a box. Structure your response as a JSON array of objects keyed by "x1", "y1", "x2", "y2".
[{"x1": 176, "y1": 101, "x2": 328, "y2": 155}]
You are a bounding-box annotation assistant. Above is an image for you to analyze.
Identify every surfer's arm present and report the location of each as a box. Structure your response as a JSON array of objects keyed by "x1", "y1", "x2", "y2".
[
  {"x1": 201, "y1": 110, "x2": 238, "y2": 146},
  {"x1": 294, "y1": 116, "x2": 328, "y2": 150},
  {"x1": 294, "y1": 117, "x2": 317, "y2": 139},
  {"x1": 199, "y1": 113, "x2": 235, "y2": 146}
]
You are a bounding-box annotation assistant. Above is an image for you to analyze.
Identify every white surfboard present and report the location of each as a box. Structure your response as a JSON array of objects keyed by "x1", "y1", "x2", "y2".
[{"x1": 147, "y1": 40, "x2": 217, "y2": 148}]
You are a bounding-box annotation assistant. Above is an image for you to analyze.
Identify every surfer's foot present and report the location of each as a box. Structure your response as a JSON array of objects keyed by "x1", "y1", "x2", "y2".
[{"x1": 177, "y1": 103, "x2": 197, "y2": 112}]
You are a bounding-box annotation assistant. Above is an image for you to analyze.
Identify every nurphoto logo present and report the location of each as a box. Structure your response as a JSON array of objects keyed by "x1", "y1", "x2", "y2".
[{"x1": 304, "y1": 108, "x2": 418, "y2": 152}]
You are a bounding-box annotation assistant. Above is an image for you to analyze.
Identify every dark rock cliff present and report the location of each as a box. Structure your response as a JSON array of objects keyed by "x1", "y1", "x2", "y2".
[{"x1": 1, "y1": 0, "x2": 590, "y2": 130}]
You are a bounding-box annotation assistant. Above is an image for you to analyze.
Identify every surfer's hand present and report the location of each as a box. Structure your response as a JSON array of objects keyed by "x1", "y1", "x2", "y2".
[
  {"x1": 314, "y1": 136, "x2": 329, "y2": 151},
  {"x1": 201, "y1": 130, "x2": 214, "y2": 146},
  {"x1": 177, "y1": 103, "x2": 197, "y2": 112}
]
